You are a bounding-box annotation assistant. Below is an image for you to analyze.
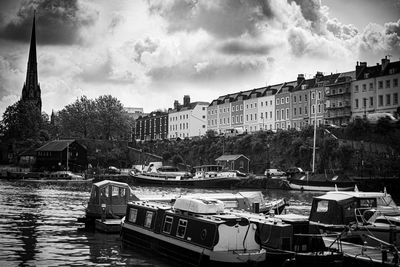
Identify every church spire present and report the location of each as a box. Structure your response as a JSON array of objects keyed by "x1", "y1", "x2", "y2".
[{"x1": 21, "y1": 10, "x2": 42, "y2": 112}]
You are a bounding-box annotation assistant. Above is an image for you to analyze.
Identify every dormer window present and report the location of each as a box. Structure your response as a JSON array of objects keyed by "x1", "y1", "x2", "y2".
[{"x1": 364, "y1": 73, "x2": 369, "y2": 79}]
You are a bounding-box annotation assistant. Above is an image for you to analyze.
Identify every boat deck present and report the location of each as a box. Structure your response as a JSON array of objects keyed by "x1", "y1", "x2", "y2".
[
  {"x1": 95, "y1": 219, "x2": 121, "y2": 233},
  {"x1": 323, "y1": 236, "x2": 399, "y2": 267}
]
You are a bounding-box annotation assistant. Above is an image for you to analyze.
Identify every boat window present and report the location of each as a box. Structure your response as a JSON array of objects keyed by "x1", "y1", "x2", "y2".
[
  {"x1": 90, "y1": 187, "x2": 98, "y2": 204},
  {"x1": 359, "y1": 199, "x2": 376, "y2": 208},
  {"x1": 316, "y1": 200, "x2": 329, "y2": 212},
  {"x1": 379, "y1": 196, "x2": 397, "y2": 208},
  {"x1": 112, "y1": 186, "x2": 119, "y2": 197},
  {"x1": 343, "y1": 201, "x2": 357, "y2": 221},
  {"x1": 129, "y1": 208, "x2": 138, "y2": 223},
  {"x1": 162, "y1": 216, "x2": 173, "y2": 234},
  {"x1": 176, "y1": 219, "x2": 187, "y2": 238},
  {"x1": 144, "y1": 211, "x2": 154, "y2": 228}
]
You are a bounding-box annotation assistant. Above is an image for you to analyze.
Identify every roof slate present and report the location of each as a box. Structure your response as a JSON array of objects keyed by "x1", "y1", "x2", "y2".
[{"x1": 36, "y1": 140, "x2": 75, "y2": 152}]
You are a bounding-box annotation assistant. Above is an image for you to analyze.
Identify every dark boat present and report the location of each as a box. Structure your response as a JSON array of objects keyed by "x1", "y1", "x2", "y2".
[
  {"x1": 286, "y1": 172, "x2": 356, "y2": 191},
  {"x1": 121, "y1": 197, "x2": 267, "y2": 266},
  {"x1": 309, "y1": 188, "x2": 400, "y2": 248},
  {"x1": 228, "y1": 210, "x2": 344, "y2": 267},
  {"x1": 77, "y1": 180, "x2": 139, "y2": 230},
  {"x1": 129, "y1": 164, "x2": 246, "y2": 188}
]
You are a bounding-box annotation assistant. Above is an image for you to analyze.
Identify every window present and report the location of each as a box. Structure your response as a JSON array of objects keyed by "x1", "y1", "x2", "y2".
[
  {"x1": 312, "y1": 92, "x2": 315, "y2": 99},
  {"x1": 355, "y1": 99, "x2": 359, "y2": 108},
  {"x1": 305, "y1": 94, "x2": 308, "y2": 101},
  {"x1": 129, "y1": 208, "x2": 138, "y2": 223},
  {"x1": 354, "y1": 85, "x2": 359, "y2": 93},
  {"x1": 260, "y1": 102, "x2": 263, "y2": 107},
  {"x1": 370, "y1": 97, "x2": 373, "y2": 107},
  {"x1": 386, "y1": 80, "x2": 390, "y2": 88},
  {"x1": 240, "y1": 104, "x2": 243, "y2": 110},
  {"x1": 254, "y1": 103, "x2": 257, "y2": 108},
  {"x1": 163, "y1": 216, "x2": 173, "y2": 234},
  {"x1": 246, "y1": 115, "x2": 248, "y2": 121},
  {"x1": 270, "y1": 100, "x2": 273, "y2": 105},
  {"x1": 246, "y1": 104, "x2": 249, "y2": 109},
  {"x1": 276, "y1": 99, "x2": 279, "y2": 105},
  {"x1": 318, "y1": 92, "x2": 321, "y2": 100},
  {"x1": 369, "y1": 83, "x2": 373, "y2": 90},
  {"x1": 299, "y1": 107, "x2": 302, "y2": 115},
  {"x1": 294, "y1": 108, "x2": 297, "y2": 116},
  {"x1": 144, "y1": 211, "x2": 153, "y2": 228},
  {"x1": 394, "y1": 79, "x2": 398, "y2": 87},
  {"x1": 299, "y1": 95, "x2": 302, "y2": 102},
  {"x1": 286, "y1": 96, "x2": 289, "y2": 103},
  {"x1": 281, "y1": 98, "x2": 284, "y2": 104},
  {"x1": 176, "y1": 219, "x2": 187, "y2": 238},
  {"x1": 318, "y1": 104, "x2": 321, "y2": 113},
  {"x1": 236, "y1": 115, "x2": 239, "y2": 123},
  {"x1": 386, "y1": 94, "x2": 391, "y2": 105},
  {"x1": 254, "y1": 113, "x2": 257, "y2": 120},
  {"x1": 312, "y1": 105, "x2": 315, "y2": 114},
  {"x1": 232, "y1": 116, "x2": 235, "y2": 123},
  {"x1": 286, "y1": 108, "x2": 289, "y2": 119},
  {"x1": 362, "y1": 84, "x2": 366, "y2": 92},
  {"x1": 378, "y1": 81, "x2": 383, "y2": 89},
  {"x1": 281, "y1": 109, "x2": 285, "y2": 120},
  {"x1": 305, "y1": 106, "x2": 308, "y2": 115},
  {"x1": 294, "y1": 96, "x2": 297, "y2": 103},
  {"x1": 378, "y1": 95, "x2": 383, "y2": 106},
  {"x1": 232, "y1": 106, "x2": 235, "y2": 112},
  {"x1": 276, "y1": 110, "x2": 280, "y2": 120},
  {"x1": 265, "y1": 101, "x2": 268, "y2": 106},
  {"x1": 250, "y1": 104, "x2": 253, "y2": 109},
  {"x1": 269, "y1": 111, "x2": 272, "y2": 118},
  {"x1": 265, "y1": 112, "x2": 268, "y2": 119},
  {"x1": 363, "y1": 98, "x2": 367, "y2": 108},
  {"x1": 394, "y1": 93, "x2": 398, "y2": 105},
  {"x1": 250, "y1": 114, "x2": 253, "y2": 121}
]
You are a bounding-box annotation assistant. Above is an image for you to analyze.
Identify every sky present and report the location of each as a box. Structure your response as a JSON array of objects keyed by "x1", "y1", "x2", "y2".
[{"x1": 0, "y1": 0, "x2": 399, "y2": 118}]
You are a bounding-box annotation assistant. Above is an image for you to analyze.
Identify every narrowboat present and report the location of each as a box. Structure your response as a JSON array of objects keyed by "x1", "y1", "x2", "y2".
[
  {"x1": 121, "y1": 197, "x2": 266, "y2": 266},
  {"x1": 309, "y1": 188, "x2": 400, "y2": 248},
  {"x1": 129, "y1": 164, "x2": 245, "y2": 188}
]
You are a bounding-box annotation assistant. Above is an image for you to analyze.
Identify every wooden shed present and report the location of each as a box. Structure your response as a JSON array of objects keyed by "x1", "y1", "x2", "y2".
[
  {"x1": 215, "y1": 154, "x2": 250, "y2": 173},
  {"x1": 35, "y1": 140, "x2": 87, "y2": 172}
]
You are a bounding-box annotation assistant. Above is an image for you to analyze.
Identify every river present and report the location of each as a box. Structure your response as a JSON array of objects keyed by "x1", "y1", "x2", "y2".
[{"x1": 0, "y1": 180, "x2": 320, "y2": 267}]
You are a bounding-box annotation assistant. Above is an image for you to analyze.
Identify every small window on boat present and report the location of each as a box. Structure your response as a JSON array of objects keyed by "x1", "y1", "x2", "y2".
[
  {"x1": 176, "y1": 219, "x2": 187, "y2": 238},
  {"x1": 144, "y1": 211, "x2": 154, "y2": 228},
  {"x1": 112, "y1": 186, "x2": 119, "y2": 197},
  {"x1": 359, "y1": 199, "x2": 376, "y2": 208},
  {"x1": 316, "y1": 200, "x2": 329, "y2": 212},
  {"x1": 129, "y1": 208, "x2": 138, "y2": 223},
  {"x1": 162, "y1": 216, "x2": 173, "y2": 234}
]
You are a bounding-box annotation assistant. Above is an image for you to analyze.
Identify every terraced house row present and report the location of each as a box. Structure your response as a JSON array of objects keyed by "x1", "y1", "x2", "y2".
[{"x1": 134, "y1": 57, "x2": 400, "y2": 141}]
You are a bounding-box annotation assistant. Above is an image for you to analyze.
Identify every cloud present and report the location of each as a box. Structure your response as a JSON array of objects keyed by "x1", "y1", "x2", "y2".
[
  {"x1": 0, "y1": 0, "x2": 99, "y2": 45},
  {"x1": 148, "y1": 0, "x2": 274, "y2": 38},
  {"x1": 218, "y1": 40, "x2": 273, "y2": 55},
  {"x1": 134, "y1": 38, "x2": 159, "y2": 63}
]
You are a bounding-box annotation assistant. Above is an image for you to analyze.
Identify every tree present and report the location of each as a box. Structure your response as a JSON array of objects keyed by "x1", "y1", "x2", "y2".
[
  {"x1": 95, "y1": 95, "x2": 130, "y2": 140},
  {"x1": 58, "y1": 96, "x2": 96, "y2": 138},
  {"x1": 0, "y1": 100, "x2": 42, "y2": 140}
]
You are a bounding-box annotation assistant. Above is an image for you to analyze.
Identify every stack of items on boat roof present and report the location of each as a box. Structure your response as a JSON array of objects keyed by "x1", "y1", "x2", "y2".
[
  {"x1": 121, "y1": 196, "x2": 343, "y2": 266},
  {"x1": 77, "y1": 180, "x2": 286, "y2": 233}
]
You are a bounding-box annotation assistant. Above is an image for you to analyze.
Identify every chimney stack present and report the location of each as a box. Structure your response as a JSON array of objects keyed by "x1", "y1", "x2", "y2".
[
  {"x1": 183, "y1": 95, "x2": 190, "y2": 107},
  {"x1": 174, "y1": 100, "x2": 179, "y2": 110},
  {"x1": 297, "y1": 74, "x2": 305, "y2": 85},
  {"x1": 381, "y1": 56, "x2": 390, "y2": 72}
]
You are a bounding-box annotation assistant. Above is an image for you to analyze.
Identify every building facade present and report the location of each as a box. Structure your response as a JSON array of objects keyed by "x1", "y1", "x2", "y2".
[
  {"x1": 135, "y1": 111, "x2": 168, "y2": 141},
  {"x1": 168, "y1": 96, "x2": 208, "y2": 139}
]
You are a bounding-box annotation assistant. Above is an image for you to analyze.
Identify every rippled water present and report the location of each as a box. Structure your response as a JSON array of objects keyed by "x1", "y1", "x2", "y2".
[{"x1": 0, "y1": 180, "x2": 317, "y2": 267}]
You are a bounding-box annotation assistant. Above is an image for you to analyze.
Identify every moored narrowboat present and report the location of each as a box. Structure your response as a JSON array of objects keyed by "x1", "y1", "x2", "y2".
[{"x1": 121, "y1": 197, "x2": 266, "y2": 266}]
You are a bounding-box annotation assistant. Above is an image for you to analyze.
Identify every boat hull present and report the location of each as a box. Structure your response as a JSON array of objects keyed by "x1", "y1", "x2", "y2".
[
  {"x1": 121, "y1": 221, "x2": 266, "y2": 266},
  {"x1": 288, "y1": 182, "x2": 354, "y2": 191},
  {"x1": 130, "y1": 173, "x2": 245, "y2": 188}
]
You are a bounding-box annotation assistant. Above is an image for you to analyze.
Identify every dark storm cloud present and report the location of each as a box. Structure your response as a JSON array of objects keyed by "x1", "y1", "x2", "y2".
[
  {"x1": 218, "y1": 40, "x2": 272, "y2": 55},
  {"x1": 148, "y1": 0, "x2": 276, "y2": 38},
  {"x1": 0, "y1": 0, "x2": 98, "y2": 45}
]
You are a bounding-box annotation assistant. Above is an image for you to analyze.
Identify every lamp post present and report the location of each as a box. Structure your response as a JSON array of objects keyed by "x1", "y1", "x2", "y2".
[{"x1": 266, "y1": 143, "x2": 270, "y2": 169}]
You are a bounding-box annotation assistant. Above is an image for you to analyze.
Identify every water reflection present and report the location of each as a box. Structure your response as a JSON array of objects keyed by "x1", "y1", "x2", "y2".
[{"x1": 0, "y1": 181, "x2": 318, "y2": 267}]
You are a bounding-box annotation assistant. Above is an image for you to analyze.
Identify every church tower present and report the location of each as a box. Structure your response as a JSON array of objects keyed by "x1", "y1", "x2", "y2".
[{"x1": 21, "y1": 11, "x2": 42, "y2": 112}]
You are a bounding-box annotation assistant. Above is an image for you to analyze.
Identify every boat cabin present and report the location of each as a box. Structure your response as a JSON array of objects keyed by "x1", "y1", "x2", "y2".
[
  {"x1": 308, "y1": 192, "x2": 393, "y2": 226},
  {"x1": 86, "y1": 180, "x2": 139, "y2": 219}
]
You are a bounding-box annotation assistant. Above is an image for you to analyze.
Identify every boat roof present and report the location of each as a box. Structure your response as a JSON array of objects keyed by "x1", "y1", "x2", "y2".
[
  {"x1": 93, "y1": 179, "x2": 130, "y2": 188},
  {"x1": 314, "y1": 192, "x2": 354, "y2": 202}
]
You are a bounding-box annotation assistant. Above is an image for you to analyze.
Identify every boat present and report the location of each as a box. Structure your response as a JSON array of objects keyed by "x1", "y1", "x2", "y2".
[
  {"x1": 227, "y1": 210, "x2": 344, "y2": 267},
  {"x1": 78, "y1": 180, "x2": 286, "y2": 232},
  {"x1": 287, "y1": 172, "x2": 356, "y2": 191},
  {"x1": 309, "y1": 187, "x2": 400, "y2": 248},
  {"x1": 129, "y1": 164, "x2": 245, "y2": 188},
  {"x1": 77, "y1": 180, "x2": 139, "y2": 230},
  {"x1": 121, "y1": 196, "x2": 267, "y2": 266}
]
